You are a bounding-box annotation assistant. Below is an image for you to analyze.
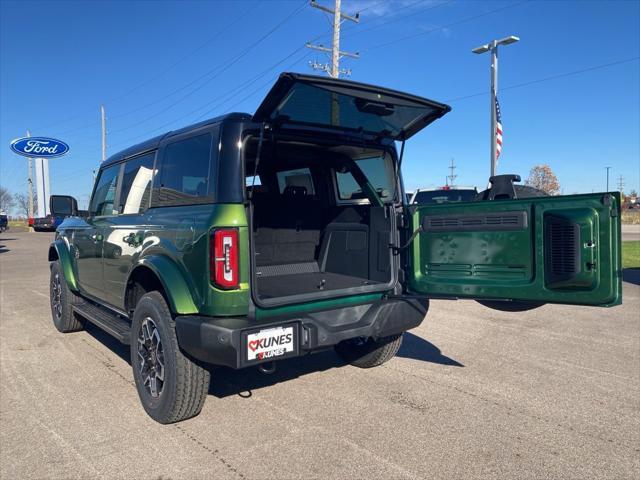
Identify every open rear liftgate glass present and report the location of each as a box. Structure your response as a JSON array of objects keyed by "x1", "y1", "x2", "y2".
[
  {"x1": 252, "y1": 73, "x2": 451, "y2": 141},
  {"x1": 408, "y1": 193, "x2": 622, "y2": 307}
]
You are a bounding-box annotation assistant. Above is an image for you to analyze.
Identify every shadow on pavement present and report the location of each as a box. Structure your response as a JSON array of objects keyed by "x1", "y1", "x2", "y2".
[
  {"x1": 82, "y1": 320, "x2": 463, "y2": 398},
  {"x1": 0, "y1": 237, "x2": 17, "y2": 254},
  {"x1": 209, "y1": 349, "x2": 345, "y2": 398},
  {"x1": 397, "y1": 332, "x2": 464, "y2": 367},
  {"x1": 622, "y1": 268, "x2": 640, "y2": 286},
  {"x1": 84, "y1": 321, "x2": 131, "y2": 365}
]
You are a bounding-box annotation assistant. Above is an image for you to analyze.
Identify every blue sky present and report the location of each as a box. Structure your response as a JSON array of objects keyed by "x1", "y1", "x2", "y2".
[{"x1": 1, "y1": 0, "x2": 638, "y2": 210}]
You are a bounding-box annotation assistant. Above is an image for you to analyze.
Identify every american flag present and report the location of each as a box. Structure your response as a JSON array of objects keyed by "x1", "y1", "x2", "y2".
[{"x1": 495, "y1": 96, "x2": 503, "y2": 159}]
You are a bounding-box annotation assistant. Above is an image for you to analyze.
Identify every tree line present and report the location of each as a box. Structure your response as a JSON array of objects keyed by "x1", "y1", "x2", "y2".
[{"x1": 0, "y1": 186, "x2": 37, "y2": 217}]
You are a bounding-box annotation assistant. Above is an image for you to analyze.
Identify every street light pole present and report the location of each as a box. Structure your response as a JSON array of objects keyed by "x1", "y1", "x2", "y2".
[
  {"x1": 490, "y1": 40, "x2": 498, "y2": 177},
  {"x1": 605, "y1": 166, "x2": 611, "y2": 191},
  {"x1": 472, "y1": 35, "x2": 519, "y2": 179}
]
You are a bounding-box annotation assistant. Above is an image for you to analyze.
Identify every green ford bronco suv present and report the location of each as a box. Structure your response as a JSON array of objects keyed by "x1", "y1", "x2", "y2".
[{"x1": 48, "y1": 73, "x2": 622, "y2": 424}]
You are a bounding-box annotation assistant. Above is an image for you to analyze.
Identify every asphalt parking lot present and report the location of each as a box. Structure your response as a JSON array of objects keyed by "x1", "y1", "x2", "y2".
[{"x1": 1, "y1": 231, "x2": 638, "y2": 480}]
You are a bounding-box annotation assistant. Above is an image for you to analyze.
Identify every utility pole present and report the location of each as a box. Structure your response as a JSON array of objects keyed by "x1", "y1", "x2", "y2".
[
  {"x1": 447, "y1": 158, "x2": 457, "y2": 186},
  {"x1": 605, "y1": 166, "x2": 612, "y2": 191},
  {"x1": 26, "y1": 130, "x2": 34, "y2": 226},
  {"x1": 617, "y1": 175, "x2": 625, "y2": 193},
  {"x1": 472, "y1": 35, "x2": 519, "y2": 179},
  {"x1": 307, "y1": 0, "x2": 359, "y2": 78},
  {"x1": 101, "y1": 104, "x2": 107, "y2": 162}
]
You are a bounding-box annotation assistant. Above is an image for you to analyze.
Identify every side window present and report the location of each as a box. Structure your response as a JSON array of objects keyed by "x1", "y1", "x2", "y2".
[
  {"x1": 90, "y1": 164, "x2": 121, "y2": 216},
  {"x1": 335, "y1": 155, "x2": 395, "y2": 202},
  {"x1": 276, "y1": 168, "x2": 315, "y2": 195},
  {"x1": 154, "y1": 133, "x2": 213, "y2": 207},
  {"x1": 118, "y1": 153, "x2": 155, "y2": 214}
]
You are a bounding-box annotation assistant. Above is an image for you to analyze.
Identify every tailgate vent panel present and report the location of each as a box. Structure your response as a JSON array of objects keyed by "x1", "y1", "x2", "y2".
[
  {"x1": 544, "y1": 215, "x2": 580, "y2": 286},
  {"x1": 423, "y1": 211, "x2": 528, "y2": 232}
]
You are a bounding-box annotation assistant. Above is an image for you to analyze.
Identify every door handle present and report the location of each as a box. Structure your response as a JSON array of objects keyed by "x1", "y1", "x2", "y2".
[
  {"x1": 123, "y1": 233, "x2": 142, "y2": 247},
  {"x1": 92, "y1": 233, "x2": 103, "y2": 242}
]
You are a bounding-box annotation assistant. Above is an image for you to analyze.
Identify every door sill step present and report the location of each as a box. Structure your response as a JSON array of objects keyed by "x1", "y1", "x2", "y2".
[{"x1": 73, "y1": 300, "x2": 131, "y2": 344}]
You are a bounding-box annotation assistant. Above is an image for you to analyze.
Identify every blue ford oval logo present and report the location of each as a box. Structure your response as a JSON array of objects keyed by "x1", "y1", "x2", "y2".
[{"x1": 10, "y1": 137, "x2": 69, "y2": 158}]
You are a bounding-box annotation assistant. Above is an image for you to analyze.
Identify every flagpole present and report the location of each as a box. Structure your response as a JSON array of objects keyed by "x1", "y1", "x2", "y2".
[{"x1": 472, "y1": 35, "x2": 519, "y2": 180}]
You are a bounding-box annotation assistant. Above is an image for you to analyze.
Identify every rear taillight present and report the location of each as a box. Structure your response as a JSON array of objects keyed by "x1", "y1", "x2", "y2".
[{"x1": 210, "y1": 229, "x2": 239, "y2": 289}]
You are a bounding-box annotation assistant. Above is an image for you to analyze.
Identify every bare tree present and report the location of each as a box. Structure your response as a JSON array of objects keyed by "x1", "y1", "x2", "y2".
[
  {"x1": 0, "y1": 186, "x2": 15, "y2": 213},
  {"x1": 12, "y1": 191, "x2": 38, "y2": 217},
  {"x1": 525, "y1": 164, "x2": 560, "y2": 195},
  {"x1": 13, "y1": 193, "x2": 28, "y2": 217}
]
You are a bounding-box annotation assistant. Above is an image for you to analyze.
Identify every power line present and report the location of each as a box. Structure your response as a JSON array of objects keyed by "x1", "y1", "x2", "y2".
[
  {"x1": 109, "y1": 44, "x2": 313, "y2": 150},
  {"x1": 197, "y1": 49, "x2": 312, "y2": 119},
  {"x1": 36, "y1": 1, "x2": 260, "y2": 133},
  {"x1": 446, "y1": 56, "x2": 640, "y2": 103},
  {"x1": 223, "y1": 51, "x2": 314, "y2": 114},
  {"x1": 362, "y1": 0, "x2": 529, "y2": 52},
  {"x1": 343, "y1": 0, "x2": 451, "y2": 39},
  {"x1": 47, "y1": 0, "x2": 305, "y2": 138},
  {"x1": 104, "y1": 1, "x2": 260, "y2": 105},
  {"x1": 108, "y1": 0, "x2": 308, "y2": 134},
  {"x1": 354, "y1": 0, "x2": 388, "y2": 14}
]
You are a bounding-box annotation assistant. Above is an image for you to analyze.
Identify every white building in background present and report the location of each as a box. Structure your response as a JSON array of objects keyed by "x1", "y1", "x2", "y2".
[{"x1": 34, "y1": 157, "x2": 50, "y2": 217}]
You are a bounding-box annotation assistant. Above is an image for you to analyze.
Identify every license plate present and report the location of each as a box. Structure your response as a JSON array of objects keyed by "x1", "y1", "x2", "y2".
[{"x1": 245, "y1": 324, "x2": 297, "y2": 363}]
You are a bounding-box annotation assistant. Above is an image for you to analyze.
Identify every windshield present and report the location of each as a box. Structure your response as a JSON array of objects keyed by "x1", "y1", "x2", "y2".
[{"x1": 413, "y1": 189, "x2": 476, "y2": 204}]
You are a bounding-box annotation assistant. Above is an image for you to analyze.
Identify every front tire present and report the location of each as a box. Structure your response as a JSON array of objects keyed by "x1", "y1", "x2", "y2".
[
  {"x1": 130, "y1": 291, "x2": 210, "y2": 424},
  {"x1": 335, "y1": 333, "x2": 403, "y2": 368},
  {"x1": 49, "y1": 261, "x2": 83, "y2": 333}
]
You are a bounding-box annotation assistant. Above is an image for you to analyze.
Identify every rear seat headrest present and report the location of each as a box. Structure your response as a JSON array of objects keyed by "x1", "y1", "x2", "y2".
[
  {"x1": 283, "y1": 185, "x2": 308, "y2": 197},
  {"x1": 247, "y1": 184, "x2": 269, "y2": 195}
]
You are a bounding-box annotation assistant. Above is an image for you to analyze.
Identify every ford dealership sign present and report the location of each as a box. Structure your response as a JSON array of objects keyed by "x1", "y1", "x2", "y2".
[{"x1": 10, "y1": 137, "x2": 69, "y2": 158}]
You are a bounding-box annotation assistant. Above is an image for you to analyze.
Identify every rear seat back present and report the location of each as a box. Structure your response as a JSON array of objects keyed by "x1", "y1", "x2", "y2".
[{"x1": 252, "y1": 189, "x2": 324, "y2": 267}]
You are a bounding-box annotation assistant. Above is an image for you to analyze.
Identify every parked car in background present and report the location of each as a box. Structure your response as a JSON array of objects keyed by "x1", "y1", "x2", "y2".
[
  {"x1": 410, "y1": 186, "x2": 478, "y2": 204},
  {"x1": 0, "y1": 213, "x2": 8, "y2": 233}
]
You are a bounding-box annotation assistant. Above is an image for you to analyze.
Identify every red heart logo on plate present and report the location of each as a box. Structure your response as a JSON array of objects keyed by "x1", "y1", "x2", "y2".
[{"x1": 248, "y1": 340, "x2": 260, "y2": 351}]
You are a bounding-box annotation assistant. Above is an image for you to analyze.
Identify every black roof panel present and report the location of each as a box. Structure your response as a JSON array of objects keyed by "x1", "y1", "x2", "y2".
[{"x1": 100, "y1": 112, "x2": 251, "y2": 168}]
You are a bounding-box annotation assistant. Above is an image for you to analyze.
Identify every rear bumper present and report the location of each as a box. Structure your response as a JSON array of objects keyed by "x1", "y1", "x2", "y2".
[
  {"x1": 175, "y1": 296, "x2": 427, "y2": 369},
  {"x1": 33, "y1": 222, "x2": 55, "y2": 230}
]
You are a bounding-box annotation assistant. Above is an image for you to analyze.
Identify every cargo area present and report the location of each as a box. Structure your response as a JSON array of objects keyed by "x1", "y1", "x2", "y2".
[{"x1": 245, "y1": 137, "x2": 396, "y2": 304}]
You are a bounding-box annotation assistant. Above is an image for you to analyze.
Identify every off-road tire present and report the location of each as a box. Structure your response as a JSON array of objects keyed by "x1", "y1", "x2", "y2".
[
  {"x1": 50, "y1": 261, "x2": 83, "y2": 333},
  {"x1": 477, "y1": 300, "x2": 545, "y2": 312},
  {"x1": 335, "y1": 333, "x2": 404, "y2": 368},
  {"x1": 130, "y1": 291, "x2": 210, "y2": 424}
]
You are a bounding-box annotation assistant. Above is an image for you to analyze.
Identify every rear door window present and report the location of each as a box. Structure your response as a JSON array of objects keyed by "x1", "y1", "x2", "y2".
[
  {"x1": 90, "y1": 164, "x2": 121, "y2": 216},
  {"x1": 335, "y1": 155, "x2": 395, "y2": 202},
  {"x1": 154, "y1": 132, "x2": 214, "y2": 207},
  {"x1": 118, "y1": 152, "x2": 155, "y2": 214},
  {"x1": 276, "y1": 168, "x2": 315, "y2": 195}
]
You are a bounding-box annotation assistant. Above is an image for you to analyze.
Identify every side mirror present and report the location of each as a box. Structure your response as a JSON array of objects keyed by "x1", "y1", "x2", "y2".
[{"x1": 49, "y1": 195, "x2": 78, "y2": 216}]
